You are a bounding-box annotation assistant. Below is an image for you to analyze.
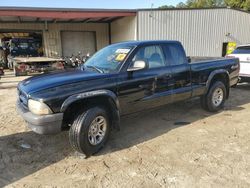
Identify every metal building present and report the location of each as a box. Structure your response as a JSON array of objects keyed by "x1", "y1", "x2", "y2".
[
  {"x1": 0, "y1": 7, "x2": 249, "y2": 57},
  {"x1": 137, "y1": 8, "x2": 250, "y2": 56}
]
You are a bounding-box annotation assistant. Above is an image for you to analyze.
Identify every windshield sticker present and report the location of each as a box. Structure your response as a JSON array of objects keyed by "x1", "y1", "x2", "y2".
[
  {"x1": 115, "y1": 49, "x2": 130, "y2": 54},
  {"x1": 115, "y1": 53, "x2": 127, "y2": 61}
]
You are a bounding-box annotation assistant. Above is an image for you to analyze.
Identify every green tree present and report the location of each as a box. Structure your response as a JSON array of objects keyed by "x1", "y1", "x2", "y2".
[
  {"x1": 225, "y1": 0, "x2": 250, "y2": 11},
  {"x1": 159, "y1": 5, "x2": 175, "y2": 9},
  {"x1": 159, "y1": 0, "x2": 225, "y2": 9},
  {"x1": 159, "y1": 0, "x2": 250, "y2": 10},
  {"x1": 243, "y1": 0, "x2": 250, "y2": 11},
  {"x1": 176, "y1": 2, "x2": 187, "y2": 8},
  {"x1": 186, "y1": 0, "x2": 225, "y2": 8}
]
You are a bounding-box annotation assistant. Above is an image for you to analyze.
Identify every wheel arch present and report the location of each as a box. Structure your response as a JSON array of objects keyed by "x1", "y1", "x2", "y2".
[
  {"x1": 206, "y1": 70, "x2": 230, "y2": 98},
  {"x1": 61, "y1": 90, "x2": 120, "y2": 130}
]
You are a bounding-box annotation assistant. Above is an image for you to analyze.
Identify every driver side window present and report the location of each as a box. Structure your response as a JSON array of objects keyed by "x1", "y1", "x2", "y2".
[{"x1": 131, "y1": 45, "x2": 166, "y2": 69}]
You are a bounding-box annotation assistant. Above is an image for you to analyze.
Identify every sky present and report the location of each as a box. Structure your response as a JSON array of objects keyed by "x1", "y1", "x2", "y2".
[{"x1": 0, "y1": 0, "x2": 183, "y2": 9}]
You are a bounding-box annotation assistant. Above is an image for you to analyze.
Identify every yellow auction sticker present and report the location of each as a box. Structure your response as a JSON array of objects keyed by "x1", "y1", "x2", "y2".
[{"x1": 115, "y1": 53, "x2": 127, "y2": 61}]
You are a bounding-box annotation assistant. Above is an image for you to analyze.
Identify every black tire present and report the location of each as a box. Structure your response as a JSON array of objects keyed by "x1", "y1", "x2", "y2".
[
  {"x1": 200, "y1": 81, "x2": 227, "y2": 112},
  {"x1": 69, "y1": 106, "x2": 110, "y2": 157}
]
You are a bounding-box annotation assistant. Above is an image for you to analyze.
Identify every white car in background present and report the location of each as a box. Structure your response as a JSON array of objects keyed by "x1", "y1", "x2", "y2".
[{"x1": 227, "y1": 44, "x2": 250, "y2": 82}]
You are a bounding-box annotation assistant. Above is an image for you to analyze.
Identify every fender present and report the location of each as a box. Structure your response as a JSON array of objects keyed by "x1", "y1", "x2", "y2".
[
  {"x1": 205, "y1": 69, "x2": 230, "y2": 93},
  {"x1": 60, "y1": 89, "x2": 121, "y2": 130}
]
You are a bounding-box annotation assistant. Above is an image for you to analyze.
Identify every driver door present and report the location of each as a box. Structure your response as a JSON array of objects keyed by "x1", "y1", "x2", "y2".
[{"x1": 117, "y1": 45, "x2": 173, "y2": 115}]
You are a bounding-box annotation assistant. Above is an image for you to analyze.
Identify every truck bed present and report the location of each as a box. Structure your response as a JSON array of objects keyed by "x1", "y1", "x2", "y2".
[
  {"x1": 190, "y1": 56, "x2": 226, "y2": 64},
  {"x1": 189, "y1": 56, "x2": 239, "y2": 91}
]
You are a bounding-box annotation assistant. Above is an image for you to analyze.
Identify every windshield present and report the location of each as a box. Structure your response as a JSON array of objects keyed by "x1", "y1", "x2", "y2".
[
  {"x1": 232, "y1": 46, "x2": 250, "y2": 54},
  {"x1": 84, "y1": 44, "x2": 134, "y2": 73}
]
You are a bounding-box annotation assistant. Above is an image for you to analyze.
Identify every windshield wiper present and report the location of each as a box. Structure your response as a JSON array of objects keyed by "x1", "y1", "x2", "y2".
[{"x1": 85, "y1": 65, "x2": 104, "y2": 73}]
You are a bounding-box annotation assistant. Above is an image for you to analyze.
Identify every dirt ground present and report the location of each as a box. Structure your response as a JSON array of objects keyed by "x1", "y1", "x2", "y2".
[{"x1": 1, "y1": 70, "x2": 250, "y2": 188}]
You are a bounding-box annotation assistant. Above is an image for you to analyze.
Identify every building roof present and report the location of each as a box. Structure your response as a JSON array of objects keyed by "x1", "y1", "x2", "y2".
[
  {"x1": 0, "y1": 7, "x2": 136, "y2": 23},
  {"x1": 139, "y1": 6, "x2": 250, "y2": 15},
  {"x1": 0, "y1": 6, "x2": 247, "y2": 23}
]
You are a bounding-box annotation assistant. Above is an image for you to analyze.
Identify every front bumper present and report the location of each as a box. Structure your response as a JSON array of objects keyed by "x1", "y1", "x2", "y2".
[{"x1": 16, "y1": 101, "x2": 63, "y2": 134}]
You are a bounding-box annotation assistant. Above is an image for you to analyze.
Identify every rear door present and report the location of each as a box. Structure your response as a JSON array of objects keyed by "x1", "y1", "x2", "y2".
[{"x1": 162, "y1": 43, "x2": 192, "y2": 102}]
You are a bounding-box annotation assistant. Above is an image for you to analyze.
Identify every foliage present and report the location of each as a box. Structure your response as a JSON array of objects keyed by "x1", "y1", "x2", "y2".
[
  {"x1": 159, "y1": 0, "x2": 250, "y2": 10},
  {"x1": 224, "y1": 0, "x2": 250, "y2": 11},
  {"x1": 159, "y1": 5, "x2": 175, "y2": 9},
  {"x1": 176, "y1": 2, "x2": 187, "y2": 8}
]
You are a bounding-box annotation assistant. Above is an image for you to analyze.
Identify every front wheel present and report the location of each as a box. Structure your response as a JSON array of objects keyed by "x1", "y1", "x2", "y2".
[
  {"x1": 200, "y1": 81, "x2": 227, "y2": 112},
  {"x1": 69, "y1": 106, "x2": 110, "y2": 157}
]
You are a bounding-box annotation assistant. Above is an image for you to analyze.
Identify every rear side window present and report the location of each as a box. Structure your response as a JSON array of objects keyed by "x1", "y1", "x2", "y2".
[
  {"x1": 163, "y1": 43, "x2": 186, "y2": 65},
  {"x1": 232, "y1": 46, "x2": 250, "y2": 54}
]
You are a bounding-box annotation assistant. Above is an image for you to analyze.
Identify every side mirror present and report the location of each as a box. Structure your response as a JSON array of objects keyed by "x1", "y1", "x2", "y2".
[
  {"x1": 127, "y1": 60, "x2": 146, "y2": 72},
  {"x1": 187, "y1": 56, "x2": 191, "y2": 63}
]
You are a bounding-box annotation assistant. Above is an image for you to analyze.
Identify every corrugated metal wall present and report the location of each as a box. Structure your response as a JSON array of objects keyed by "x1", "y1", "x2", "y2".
[
  {"x1": 138, "y1": 8, "x2": 250, "y2": 56},
  {"x1": 111, "y1": 16, "x2": 136, "y2": 43},
  {"x1": 0, "y1": 23, "x2": 109, "y2": 57}
]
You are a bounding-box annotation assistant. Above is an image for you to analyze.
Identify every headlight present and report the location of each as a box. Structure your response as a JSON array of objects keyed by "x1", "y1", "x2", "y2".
[{"x1": 28, "y1": 99, "x2": 52, "y2": 115}]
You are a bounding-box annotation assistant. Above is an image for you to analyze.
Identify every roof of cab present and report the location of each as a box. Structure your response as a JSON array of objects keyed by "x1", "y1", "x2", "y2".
[
  {"x1": 112, "y1": 40, "x2": 181, "y2": 46},
  {"x1": 237, "y1": 44, "x2": 250, "y2": 47}
]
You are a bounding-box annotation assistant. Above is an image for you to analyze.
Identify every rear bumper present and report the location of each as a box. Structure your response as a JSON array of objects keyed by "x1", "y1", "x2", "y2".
[
  {"x1": 239, "y1": 74, "x2": 250, "y2": 82},
  {"x1": 16, "y1": 101, "x2": 63, "y2": 134}
]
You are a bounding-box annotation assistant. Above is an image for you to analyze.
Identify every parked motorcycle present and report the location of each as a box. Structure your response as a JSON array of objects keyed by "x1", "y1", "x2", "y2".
[
  {"x1": 82, "y1": 53, "x2": 90, "y2": 63},
  {"x1": 63, "y1": 52, "x2": 91, "y2": 69}
]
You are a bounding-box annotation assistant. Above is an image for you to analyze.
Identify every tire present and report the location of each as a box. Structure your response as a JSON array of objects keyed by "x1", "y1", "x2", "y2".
[
  {"x1": 200, "y1": 81, "x2": 227, "y2": 112},
  {"x1": 69, "y1": 106, "x2": 110, "y2": 157}
]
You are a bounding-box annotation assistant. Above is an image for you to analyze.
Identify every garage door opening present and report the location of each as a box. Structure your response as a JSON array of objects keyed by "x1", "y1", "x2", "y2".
[
  {"x1": 61, "y1": 31, "x2": 96, "y2": 58},
  {"x1": 0, "y1": 31, "x2": 43, "y2": 68}
]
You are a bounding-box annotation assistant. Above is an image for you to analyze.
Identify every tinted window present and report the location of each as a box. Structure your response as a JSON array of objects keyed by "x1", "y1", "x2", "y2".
[
  {"x1": 132, "y1": 45, "x2": 165, "y2": 69},
  {"x1": 232, "y1": 46, "x2": 250, "y2": 54},
  {"x1": 163, "y1": 43, "x2": 186, "y2": 65}
]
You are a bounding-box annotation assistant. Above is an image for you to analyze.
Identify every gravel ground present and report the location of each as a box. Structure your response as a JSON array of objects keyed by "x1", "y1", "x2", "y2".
[{"x1": 0, "y1": 70, "x2": 250, "y2": 187}]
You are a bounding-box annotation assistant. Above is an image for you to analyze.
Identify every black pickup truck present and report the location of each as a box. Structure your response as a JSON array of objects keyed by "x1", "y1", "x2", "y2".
[{"x1": 17, "y1": 40, "x2": 239, "y2": 156}]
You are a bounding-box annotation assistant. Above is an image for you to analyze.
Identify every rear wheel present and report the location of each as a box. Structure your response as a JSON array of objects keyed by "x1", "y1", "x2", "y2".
[
  {"x1": 200, "y1": 81, "x2": 226, "y2": 112},
  {"x1": 69, "y1": 106, "x2": 110, "y2": 157}
]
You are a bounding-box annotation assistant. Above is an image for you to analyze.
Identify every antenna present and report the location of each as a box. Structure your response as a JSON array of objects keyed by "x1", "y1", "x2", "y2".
[{"x1": 150, "y1": 3, "x2": 154, "y2": 17}]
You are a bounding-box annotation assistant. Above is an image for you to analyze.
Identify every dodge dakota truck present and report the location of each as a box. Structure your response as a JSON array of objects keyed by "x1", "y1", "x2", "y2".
[{"x1": 17, "y1": 40, "x2": 239, "y2": 156}]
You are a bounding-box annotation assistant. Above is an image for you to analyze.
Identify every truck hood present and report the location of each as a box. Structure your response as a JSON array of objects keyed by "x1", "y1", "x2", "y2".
[{"x1": 18, "y1": 69, "x2": 109, "y2": 94}]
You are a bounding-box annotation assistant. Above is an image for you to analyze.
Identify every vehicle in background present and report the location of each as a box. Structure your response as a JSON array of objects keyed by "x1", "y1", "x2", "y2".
[
  {"x1": 7, "y1": 38, "x2": 64, "y2": 76},
  {"x1": 17, "y1": 40, "x2": 239, "y2": 157},
  {"x1": 10, "y1": 57, "x2": 65, "y2": 76},
  {"x1": 227, "y1": 44, "x2": 250, "y2": 82}
]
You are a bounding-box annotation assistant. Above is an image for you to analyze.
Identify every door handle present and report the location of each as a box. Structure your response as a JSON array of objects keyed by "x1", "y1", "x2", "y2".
[
  {"x1": 164, "y1": 74, "x2": 172, "y2": 80},
  {"x1": 139, "y1": 84, "x2": 151, "y2": 90}
]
